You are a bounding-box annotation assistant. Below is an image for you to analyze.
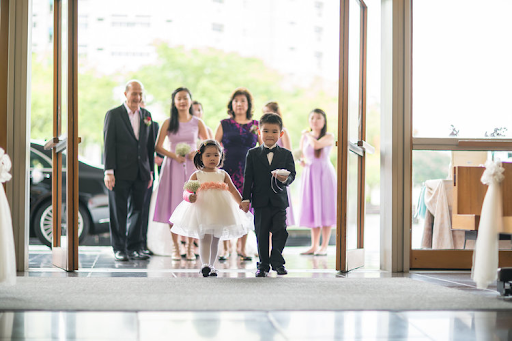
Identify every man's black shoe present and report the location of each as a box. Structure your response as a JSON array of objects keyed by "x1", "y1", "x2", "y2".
[
  {"x1": 140, "y1": 249, "x2": 153, "y2": 256},
  {"x1": 255, "y1": 269, "x2": 269, "y2": 277},
  {"x1": 275, "y1": 266, "x2": 288, "y2": 275},
  {"x1": 114, "y1": 251, "x2": 129, "y2": 261},
  {"x1": 128, "y1": 250, "x2": 150, "y2": 260}
]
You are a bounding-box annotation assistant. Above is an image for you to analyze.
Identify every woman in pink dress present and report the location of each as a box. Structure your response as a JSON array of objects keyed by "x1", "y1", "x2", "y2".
[
  {"x1": 298, "y1": 108, "x2": 336, "y2": 256},
  {"x1": 153, "y1": 87, "x2": 208, "y2": 260}
]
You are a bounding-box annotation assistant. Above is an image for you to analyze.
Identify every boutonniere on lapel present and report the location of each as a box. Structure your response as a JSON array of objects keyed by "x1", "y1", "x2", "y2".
[
  {"x1": 249, "y1": 125, "x2": 258, "y2": 135},
  {"x1": 143, "y1": 116, "x2": 152, "y2": 127}
]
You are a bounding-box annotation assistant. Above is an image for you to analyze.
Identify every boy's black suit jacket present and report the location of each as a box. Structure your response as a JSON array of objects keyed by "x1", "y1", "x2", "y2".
[
  {"x1": 242, "y1": 144, "x2": 296, "y2": 209},
  {"x1": 103, "y1": 104, "x2": 155, "y2": 182}
]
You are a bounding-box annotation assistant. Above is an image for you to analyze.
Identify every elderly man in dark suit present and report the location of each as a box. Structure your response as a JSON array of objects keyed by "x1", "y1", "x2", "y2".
[{"x1": 103, "y1": 80, "x2": 155, "y2": 261}]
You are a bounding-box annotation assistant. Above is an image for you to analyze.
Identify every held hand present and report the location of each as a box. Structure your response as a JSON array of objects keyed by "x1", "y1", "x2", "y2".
[
  {"x1": 104, "y1": 173, "x2": 115, "y2": 191},
  {"x1": 240, "y1": 201, "x2": 250, "y2": 213},
  {"x1": 175, "y1": 155, "x2": 186, "y2": 163},
  {"x1": 275, "y1": 174, "x2": 288, "y2": 182},
  {"x1": 189, "y1": 193, "x2": 197, "y2": 203},
  {"x1": 300, "y1": 160, "x2": 306, "y2": 167},
  {"x1": 147, "y1": 176, "x2": 153, "y2": 189},
  {"x1": 155, "y1": 155, "x2": 164, "y2": 166}
]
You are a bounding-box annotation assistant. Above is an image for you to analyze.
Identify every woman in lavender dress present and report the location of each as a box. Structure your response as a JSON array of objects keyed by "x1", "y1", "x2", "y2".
[
  {"x1": 262, "y1": 101, "x2": 295, "y2": 226},
  {"x1": 215, "y1": 88, "x2": 262, "y2": 261},
  {"x1": 298, "y1": 108, "x2": 336, "y2": 256},
  {"x1": 153, "y1": 87, "x2": 208, "y2": 260}
]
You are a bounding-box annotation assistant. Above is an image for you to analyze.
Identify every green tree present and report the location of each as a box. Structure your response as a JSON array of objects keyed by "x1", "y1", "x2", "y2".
[
  {"x1": 134, "y1": 44, "x2": 338, "y2": 151},
  {"x1": 31, "y1": 45, "x2": 339, "y2": 163},
  {"x1": 30, "y1": 56, "x2": 53, "y2": 142},
  {"x1": 413, "y1": 150, "x2": 451, "y2": 187}
]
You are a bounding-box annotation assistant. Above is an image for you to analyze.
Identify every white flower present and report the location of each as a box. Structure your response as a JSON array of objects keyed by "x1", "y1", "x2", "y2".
[
  {"x1": 183, "y1": 180, "x2": 201, "y2": 193},
  {"x1": 175, "y1": 143, "x2": 191, "y2": 157},
  {"x1": 0, "y1": 148, "x2": 12, "y2": 183},
  {"x1": 481, "y1": 160, "x2": 505, "y2": 185}
]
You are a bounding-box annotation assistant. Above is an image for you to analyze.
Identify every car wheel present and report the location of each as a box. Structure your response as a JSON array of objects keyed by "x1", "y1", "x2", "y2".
[{"x1": 33, "y1": 201, "x2": 91, "y2": 248}]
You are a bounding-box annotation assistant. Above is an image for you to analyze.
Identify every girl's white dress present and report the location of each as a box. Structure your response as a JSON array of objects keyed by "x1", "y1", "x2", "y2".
[{"x1": 170, "y1": 169, "x2": 253, "y2": 240}]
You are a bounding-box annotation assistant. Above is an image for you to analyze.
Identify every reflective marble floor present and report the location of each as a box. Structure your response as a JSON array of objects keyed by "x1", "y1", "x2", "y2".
[{"x1": 1, "y1": 246, "x2": 511, "y2": 340}]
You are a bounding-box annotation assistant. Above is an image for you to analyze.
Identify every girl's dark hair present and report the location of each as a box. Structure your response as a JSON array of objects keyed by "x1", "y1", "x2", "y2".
[
  {"x1": 310, "y1": 108, "x2": 328, "y2": 158},
  {"x1": 193, "y1": 139, "x2": 224, "y2": 169},
  {"x1": 263, "y1": 101, "x2": 281, "y2": 117},
  {"x1": 192, "y1": 100, "x2": 202, "y2": 108},
  {"x1": 168, "y1": 87, "x2": 193, "y2": 134},
  {"x1": 227, "y1": 88, "x2": 253, "y2": 120}
]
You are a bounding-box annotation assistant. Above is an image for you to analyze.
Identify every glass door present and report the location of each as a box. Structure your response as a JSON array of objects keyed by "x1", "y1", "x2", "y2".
[
  {"x1": 337, "y1": 0, "x2": 373, "y2": 272},
  {"x1": 410, "y1": 0, "x2": 512, "y2": 269},
  {"x1": 44, "y1": 0, "x2": 79, "y2": 271}
]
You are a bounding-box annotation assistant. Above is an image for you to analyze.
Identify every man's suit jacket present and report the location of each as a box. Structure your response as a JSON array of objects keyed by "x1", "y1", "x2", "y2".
[
  {"x1": 103, "y1": 104, "x2": 155, "y2": 182},
  {"x1": 242, "y1": 144, "x2": 296, "y2": 209}
]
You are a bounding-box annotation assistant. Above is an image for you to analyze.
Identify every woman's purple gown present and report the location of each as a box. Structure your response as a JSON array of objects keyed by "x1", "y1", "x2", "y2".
[
  {"x1": 299, "y1": 138, "x2": 337, "y2": 228},
  {"x1": 220, "y1": 118, "x2": 259, "y2": 194},
  {"x1": 153, "y1": 116, "x2": 199, "y2": 224}
]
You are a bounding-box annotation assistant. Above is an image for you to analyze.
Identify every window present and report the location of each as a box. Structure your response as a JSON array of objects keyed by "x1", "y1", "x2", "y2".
[
  {"x1": 315, "y1": 51, "x2": 323, "y2": 68},
  {"x1": 212, "y1": 23, "x2": 224, "y2": 32},
  {"x1": 413, "y1": 0, "x2": 512, "y2": 138},
  {"x1": 314, "y1": 26, "x2": 323, "y2": 42},
  {"x1": 30, "y1": 150, "x2": 51, "y2": 169},
  {"x1": 315, "y1": 1, "x2": 323, "y2": 17}
]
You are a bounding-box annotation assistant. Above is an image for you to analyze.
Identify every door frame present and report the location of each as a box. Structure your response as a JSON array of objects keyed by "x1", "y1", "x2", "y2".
[
  {"x1": 336, "y1": 0, "x2": 369, "y2": 272},
  {"x1": 45, "y1": 0, "x2": 79, "y2": 271}
]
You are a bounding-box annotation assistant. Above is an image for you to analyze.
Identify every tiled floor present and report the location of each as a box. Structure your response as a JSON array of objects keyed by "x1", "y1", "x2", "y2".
[{"x1": 2, "y1": 245, "x2": 512, "y2": 340}]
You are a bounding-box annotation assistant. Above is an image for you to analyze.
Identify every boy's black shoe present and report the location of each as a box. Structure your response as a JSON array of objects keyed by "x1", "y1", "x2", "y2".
[
  {"x1": 255, "y1": 269, "x2": 268, "y2": 277},
  {"x1": 275, "y1": 266, "x2": 288, "y2": 275},
  {"x1": 201, "y1": 265, "x2": 211, "y2": 277}
]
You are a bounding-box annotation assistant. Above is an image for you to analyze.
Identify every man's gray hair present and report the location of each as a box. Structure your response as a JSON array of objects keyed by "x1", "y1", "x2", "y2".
[{"x1": 125, "y1": 79, "x2": 144, "y2": 92}]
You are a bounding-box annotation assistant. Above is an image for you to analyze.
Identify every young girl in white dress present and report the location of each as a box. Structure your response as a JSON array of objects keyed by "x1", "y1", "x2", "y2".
[{"x1": 170, "y1": 140, "x2": 253, "y2": 277}]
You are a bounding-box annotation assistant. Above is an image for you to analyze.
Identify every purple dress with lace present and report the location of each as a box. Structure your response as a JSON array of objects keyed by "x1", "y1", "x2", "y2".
[
  {"x1": 220, "y1": 118, "x2": 259, "y2": 193},
  {"x1": 299, "y1": 138, "x2": 337, "y2": 228},
  {"x1": 153, "y1": 116, "x2": 199, "y2": 223}
]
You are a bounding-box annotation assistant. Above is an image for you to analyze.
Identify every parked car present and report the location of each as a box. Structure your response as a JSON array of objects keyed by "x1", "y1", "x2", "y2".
[{"x1": 30, "y1": 141, "x2": 110, "y2": 247}]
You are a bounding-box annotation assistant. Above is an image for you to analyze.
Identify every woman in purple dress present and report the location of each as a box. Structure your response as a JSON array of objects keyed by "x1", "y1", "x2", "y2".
[
  {"x1": 262, "y1": 101, "x2": 295, "y2": 226},
  {"x1": 215, "y1": 88, "x2": 262, "y2": 261},
  {"x1": 153, "y1": 87, "x2": 208, "y2": 260},
  {"x1": 298, "y1": 108, "x2": 336, "y2": 256}
]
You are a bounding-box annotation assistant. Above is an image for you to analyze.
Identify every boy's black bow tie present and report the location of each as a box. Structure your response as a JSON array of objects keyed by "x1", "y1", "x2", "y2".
[{"x1": 263, "y1": 147, "x2": 274, "y2": 154}]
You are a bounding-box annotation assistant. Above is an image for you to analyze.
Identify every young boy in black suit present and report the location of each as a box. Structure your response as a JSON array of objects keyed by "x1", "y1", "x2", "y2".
[{"x1": 241, "y1": 113, "x2": 296, "y2": 277}]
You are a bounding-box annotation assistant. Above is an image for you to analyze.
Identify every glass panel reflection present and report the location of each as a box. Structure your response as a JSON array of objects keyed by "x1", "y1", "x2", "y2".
[
  {"x1": 347, "y1": 151, "x2": 359, "y2": 250},
  {"x1": 59, "y1": 0, "x2": 69, "y2": 250},
  {"x1": 412, "y1": 150, "x2": 512, "y2": 250},
  {"x1": 348, "y1": 0, "x2": 361, "y2": 144},
  {"x1": 413, "y1": 0, "x2": 512, "y2": 138}
]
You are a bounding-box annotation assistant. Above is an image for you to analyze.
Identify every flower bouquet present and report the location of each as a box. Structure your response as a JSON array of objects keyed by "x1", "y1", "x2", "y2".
[
  {"x1": 292, "y1": 148, "x2": 303, "y2": 162},
  {"x1": 183, "y1": 180, "x2": 201, "y2": 194},
  {"x1": 175, "y1": 143, "x2": 191, "y2": 157},
  {"x1": 0, "y1": 148, "x2": 12, "y2": 183}
]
